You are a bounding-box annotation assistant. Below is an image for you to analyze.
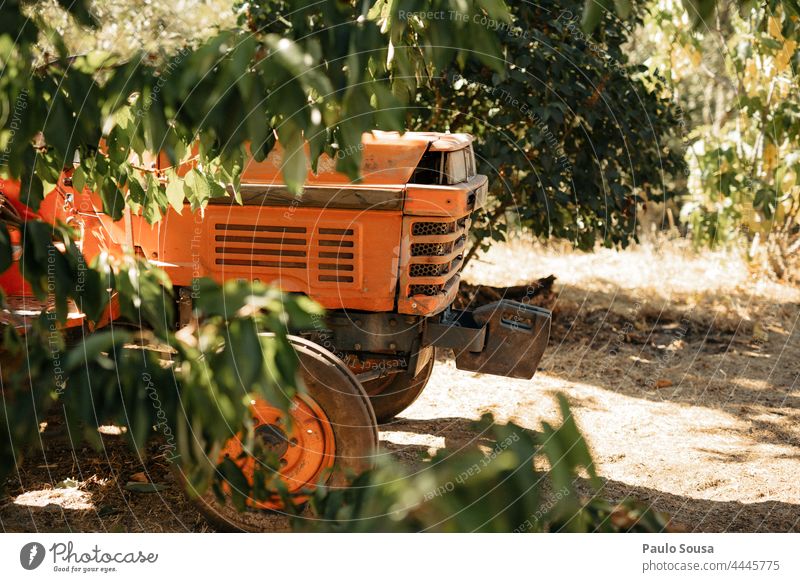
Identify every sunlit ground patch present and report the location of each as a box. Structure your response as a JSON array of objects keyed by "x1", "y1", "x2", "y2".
[
  {"x1": 14, "y1": 487, "x2": 93, "y2": 510},
  {"x1": 379, "y1": 430, "x2": 445, "y2": 456}
]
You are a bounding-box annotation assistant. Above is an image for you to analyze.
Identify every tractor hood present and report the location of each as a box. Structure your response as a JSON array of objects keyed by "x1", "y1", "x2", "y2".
[{"x1": 239, "y1": 131, "x2": 472, "y2": 187}]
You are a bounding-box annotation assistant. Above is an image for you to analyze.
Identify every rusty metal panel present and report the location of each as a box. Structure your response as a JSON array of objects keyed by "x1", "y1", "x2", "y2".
[
  {"x1": 403, "y1": 174, "x2": 488, "y2": 217},
  {"x1": 455, "y1": 300, "x2": 551, "y2": 379},
  {"x1": 423, "y1": 309, "x2": 487, "y2": 352}
]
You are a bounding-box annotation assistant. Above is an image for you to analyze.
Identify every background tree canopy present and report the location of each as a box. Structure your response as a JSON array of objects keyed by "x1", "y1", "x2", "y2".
[{"x1": 410, "y1": 0, "x2": 687, "y2": 255}]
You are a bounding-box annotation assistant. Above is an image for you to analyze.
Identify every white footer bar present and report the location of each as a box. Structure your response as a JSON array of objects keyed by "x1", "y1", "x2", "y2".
[{"x1": 1, "y1": 533, "x2": 796, "y2": 581}]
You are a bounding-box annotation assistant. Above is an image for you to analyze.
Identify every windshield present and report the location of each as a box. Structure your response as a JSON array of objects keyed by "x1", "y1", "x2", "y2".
[{"x1": 412, "y1": 146, "x2": 476, "y2": 185}]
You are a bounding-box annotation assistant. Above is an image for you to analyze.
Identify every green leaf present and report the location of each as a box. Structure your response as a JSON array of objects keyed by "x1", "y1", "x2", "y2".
[
  {"x1": 682, "y1": 0, "x2": 717, "y2": 27},
  {"x1": 20, "y1": 172, "x2": 44, "y2": 211},
  {"x1": 613, "y1": 0, "x2": 632, "y2": 19},
  {"x1": 217, "y1": 458, "x2": 250, "y2": 512},
  {"x1": 128, "y1": 176, "x2": 146, "y2": 206},
  {"x1": 276, "y1": 124, "x2": 307, "y2": 195},
  {"x1": 183, "y1": 168, "x2": 211, "y2": 210},
  {"x1": 228, "y1": 319, "x2": 264, "y2": 391},
  {"x1": 100, "y1": 179, "x2": 126, "y2": 221},
  {"x1": 72, "y1": 166, "x2": 86, "y2": 193},
  {"x1": 581, "y1": 0, "x2": 611, "y2": 33},
  {"x1": 65, "y1": 330, "x2": 131, "y2": 371},
  {"x1": 166, "y1": 175, "x2": 185, "y2": 213},
  {"x1": 143, "y1": 174, "x2": 164, "y2": 224}
]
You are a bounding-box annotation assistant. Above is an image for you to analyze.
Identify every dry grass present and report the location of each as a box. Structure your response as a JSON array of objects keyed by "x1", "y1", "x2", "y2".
[{"x1": 462, "y1": 237, "x2": 799, "y2": 334}]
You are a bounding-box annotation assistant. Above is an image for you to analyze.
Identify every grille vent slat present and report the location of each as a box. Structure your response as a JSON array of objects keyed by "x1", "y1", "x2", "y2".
[
  {"x1": 217, "y1": 258, "x2": 307, "y2": 269},
  {"x1": 409, "y1": 284, "x2": 443, "y2": 296},
  {"x1": 412, "y1": 242, "x2": 452, "y2": 257},
  {"x1": 216, "y1": 224, "x2": 307, "y2": 234},
  {"x1": 319, "y1": 251, "x2": 354, "y2": 259},
  {"x1": 215, "y1": 235, "x2": 306, "y2": 245},
  {"x1": 410, "y1": 263, "x2": 449, "y2": 278},
  {"x1": 412, "y1": 222, "x2": 455, "y2": 236},
  {"x1": 215, "y1": 247, "x2": 307, "y2": 258}
]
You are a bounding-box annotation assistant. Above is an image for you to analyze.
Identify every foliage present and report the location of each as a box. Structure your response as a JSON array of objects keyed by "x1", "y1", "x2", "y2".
[
  {"x1": 410, "y1": 0, "x2": 686, "y2": 256},
  {"x1": 634, "y1": 1, "x2": 800, "y2": 277},
  {"x1": 582, "y1": 0, "x2": 718, "y2": 32},
  {"x1": 33, "y1": 0, "x2": 238, "y2": 57},
  {"x1": 285, "y1": 396, "x2": 673, "y2": 532},
  {"x1": 688, "y1": 1, "x2": 800, "y2": 277}
]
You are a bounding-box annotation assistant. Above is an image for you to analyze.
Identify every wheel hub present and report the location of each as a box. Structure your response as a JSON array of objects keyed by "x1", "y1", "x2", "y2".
[
  {"x1": 255, "y1": 423, "x2": 289, "y2": 458},
  {"x1": 219, "y1": 394, "x2": 335, "y2": 510}
]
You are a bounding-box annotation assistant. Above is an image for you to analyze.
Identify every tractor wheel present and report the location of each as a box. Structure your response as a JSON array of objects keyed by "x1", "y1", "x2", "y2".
[
  {"x1": 362, "y1": 347, "x2": 435, "y2": 424},
  {"x1": 192, "y1": 336, "x2": 378, "y2": 532}
]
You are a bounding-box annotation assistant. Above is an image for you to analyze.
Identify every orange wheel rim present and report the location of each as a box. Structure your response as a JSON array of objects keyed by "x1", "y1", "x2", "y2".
[{"x1": 219, "y1": 394, "x2": 335, "y2": 510}]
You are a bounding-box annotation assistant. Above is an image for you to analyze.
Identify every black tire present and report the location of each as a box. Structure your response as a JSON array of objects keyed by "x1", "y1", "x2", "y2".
[
  {"x1": 362, "y1": 347, "x2": 435, "y2": 424},
  {"x1": 190, "y1": 336, "x2": 378, "y2": 532}
]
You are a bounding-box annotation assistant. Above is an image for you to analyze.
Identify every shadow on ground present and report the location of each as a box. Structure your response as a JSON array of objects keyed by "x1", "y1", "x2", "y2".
[
  {"x1": 539, "y1": 283, "x2": 800, "y2": 450},
  {"x1": 3, "y1": 413, "x2": 797, "y2": 532}
]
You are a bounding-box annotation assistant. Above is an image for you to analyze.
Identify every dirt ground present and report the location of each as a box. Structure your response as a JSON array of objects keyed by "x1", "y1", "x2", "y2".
[{"x1": 2, "y1": 238, "x2": 798, "y2": 532}]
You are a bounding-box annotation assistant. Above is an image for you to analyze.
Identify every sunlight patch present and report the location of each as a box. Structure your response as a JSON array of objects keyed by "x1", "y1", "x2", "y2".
[
  {"x1": 380, "y1": 430, "x2": 446, "y2": 453},
  {"x1": 98, "y1": 425, "x2": 126, "y2": 435},
  {"x1": 14, "y1": 487, "x2": 93, "y2": 510}
]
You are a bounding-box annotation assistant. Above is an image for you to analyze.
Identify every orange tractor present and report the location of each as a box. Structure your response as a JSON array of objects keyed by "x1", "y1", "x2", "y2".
[{"x1": 2, "y1": 131, "x2": 550, "y2": 530}]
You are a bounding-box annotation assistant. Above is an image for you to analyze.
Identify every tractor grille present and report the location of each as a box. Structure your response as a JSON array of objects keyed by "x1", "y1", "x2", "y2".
[
  {"x1": 402, "y1": 215, "x2": 470, "y2": 299},
  {"x1": 409, "y1": 262, "x2": 449, "y2": 278},
  {"x1": 214, "y1": 224, "x2": 308, "y2": 269},
  {"x1": 412, "y1": 221, "x2": 455, "y2": 236},
  {"x1": 316, "y1": 227, "x2": 355, "y2": 283},
  {"x1": 411, "y1": 241, "x2": 452, "y2": 257},
  {"x1": 212, "y1": 223, "x2": 358, "y2": 286},
  {"x1": 409, "y1": 284, "x2": 443, "y2": 296}
]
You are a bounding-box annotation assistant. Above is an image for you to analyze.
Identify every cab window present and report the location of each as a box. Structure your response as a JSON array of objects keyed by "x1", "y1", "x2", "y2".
[
  {"x1": 412, "y1": 146, "x2": 475, "y2": 185},
  {"x1": 444, "y1": 149, "x2": 468, "y2": 184}
]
